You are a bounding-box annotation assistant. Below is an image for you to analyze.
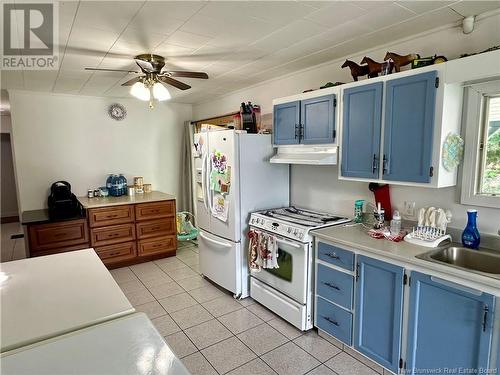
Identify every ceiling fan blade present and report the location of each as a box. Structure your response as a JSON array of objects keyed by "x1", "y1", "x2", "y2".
[
  {"x1": 158, "y1": 76, "x2": 191, "y2": 90},
  {"x1": 166, "y1": 71, "x2": 208, "y2": 79},
  {"x1": 85, "y1": 67, "x2": 140, "y2": 74},
  {"x1": 121, "y1": 76, "x2": 143, "y2": 86},
  {"x1": 135, "y1": 59, "x2": 155, "y2": 73}
]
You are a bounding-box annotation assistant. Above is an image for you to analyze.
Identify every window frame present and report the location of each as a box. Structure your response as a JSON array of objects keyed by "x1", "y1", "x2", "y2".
[{"x1": 460, "y1": 80, "x2": 500, "y2": 208}]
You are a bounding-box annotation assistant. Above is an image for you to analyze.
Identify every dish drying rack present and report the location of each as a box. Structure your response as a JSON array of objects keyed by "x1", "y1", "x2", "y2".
[{"x1": 404, "y1": 207, "x2": 452, "y2": 248}]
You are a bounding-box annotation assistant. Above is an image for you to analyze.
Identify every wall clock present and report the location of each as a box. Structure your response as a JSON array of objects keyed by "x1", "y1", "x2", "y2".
[{"x1": 108, "y1": 103, "x2": 127, "y2": 121}]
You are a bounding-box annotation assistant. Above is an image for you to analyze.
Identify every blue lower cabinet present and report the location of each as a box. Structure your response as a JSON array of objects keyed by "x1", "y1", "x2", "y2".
[
  {"x1": 316, "y1": 296, "x2": 353, "y2": 345},
  {"x1": 317, "y1": 264, "x2": 354, "y2": 310},
  {"x1": 354, "y1": 256, "x2": 404, "y2": 373},
  {"x1": 406, "y1": 272, "x2": 495, "y2": 373}
]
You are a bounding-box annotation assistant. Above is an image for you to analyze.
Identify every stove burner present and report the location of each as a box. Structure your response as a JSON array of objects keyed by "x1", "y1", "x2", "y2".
[{"x1": 258, "y1": 206, "x2": 348, "y2": 228}]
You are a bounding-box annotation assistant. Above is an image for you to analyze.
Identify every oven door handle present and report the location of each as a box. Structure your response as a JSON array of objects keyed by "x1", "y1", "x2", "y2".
[{"x1": 276, "y1": 239, "x2": 302, "y2": 249}]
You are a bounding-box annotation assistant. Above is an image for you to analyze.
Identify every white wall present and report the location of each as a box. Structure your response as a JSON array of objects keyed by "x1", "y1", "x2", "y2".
[
  {"x1": 193, "y1": 12, "x2": 500, "y2": 235},
  {"x1": 1, "y1": 130, "x2": 19, "y2": 218},
  {"x1": 9, "y1": 91, "x2": 192, "y2": 212}
]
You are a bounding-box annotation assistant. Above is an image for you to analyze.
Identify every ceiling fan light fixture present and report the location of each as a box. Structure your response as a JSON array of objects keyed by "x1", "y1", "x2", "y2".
[
  {"x1": 130, "y1": 81, "x2": 150, "y2": 101},
  {"x1": 153, "y1": 82, "x2": 171, "y2": 101}
]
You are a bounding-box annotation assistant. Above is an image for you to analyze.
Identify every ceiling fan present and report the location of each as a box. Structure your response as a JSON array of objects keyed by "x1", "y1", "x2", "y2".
[{"x1": 85, "y1": 53, "x2": 208, "y2": 108}]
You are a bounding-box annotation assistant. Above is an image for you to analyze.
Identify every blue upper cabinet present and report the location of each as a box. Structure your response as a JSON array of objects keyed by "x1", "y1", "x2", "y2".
[
  {"x1": 383, "y1": 71, "x2": 437, "y2": 183},
  {"x1": 354, "y1": 256, "x2": 404, "y2": 374},
  {"x1": 273, "y1": 101, "x2": 300, "y2": 145},
  {"x1": 406, "y1": 272, "x2": 495, "y2": 372},
  {"x1": 301, "y1": 94, "x2": 336, "y2": 144},
  {"x1": 341, "y1": 83, "x2": 383, "y2": 179}
]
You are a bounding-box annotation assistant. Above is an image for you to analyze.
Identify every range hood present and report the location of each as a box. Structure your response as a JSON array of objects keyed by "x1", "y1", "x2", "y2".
[{"x1": 270, "y1": 145, "x2": 338, "y2": 165}]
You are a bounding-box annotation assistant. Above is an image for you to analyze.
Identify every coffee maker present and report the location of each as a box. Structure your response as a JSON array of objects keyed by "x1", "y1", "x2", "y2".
[{"x1": 47, "y1": 181, "x2": 80, "y2": 219}]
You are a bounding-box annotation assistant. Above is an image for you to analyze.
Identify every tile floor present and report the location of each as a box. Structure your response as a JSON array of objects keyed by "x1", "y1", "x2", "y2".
[
  {"x1": 1, "y1": 222, "x2": 26, "y2": 262},
  {"x1": 110, "y1": 241, "x2": 387, "y2": 375}
]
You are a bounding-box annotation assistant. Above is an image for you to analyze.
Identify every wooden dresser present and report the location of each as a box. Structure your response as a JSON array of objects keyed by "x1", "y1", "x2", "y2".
[{"x1": 22, "y1": 192, "x2": 177, "y2": 269}]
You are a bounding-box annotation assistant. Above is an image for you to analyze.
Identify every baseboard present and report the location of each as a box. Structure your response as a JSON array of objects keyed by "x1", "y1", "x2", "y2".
[{"x1": 1, "y1": 216, "x2": 19, "y2": 224}]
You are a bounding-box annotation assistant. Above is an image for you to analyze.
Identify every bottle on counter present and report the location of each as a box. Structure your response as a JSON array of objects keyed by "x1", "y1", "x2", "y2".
[
  {"x1": 106, "y1": 174, "x2": 113, "y2": 191},
  {"x1": 110, "y1": 174, "x2": 120, "y2": 197},
  {"x1": 118, "y1": 174, "x2": 127, "y2": 196},
  {"x1": 462, "y1": 209, "x2": 480, "y2": 249},
  {"x1": 390, "y1": 210, "x2": 401, "y2": 235}
]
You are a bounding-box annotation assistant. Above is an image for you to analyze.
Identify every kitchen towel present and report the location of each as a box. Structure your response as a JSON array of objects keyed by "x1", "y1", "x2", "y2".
[{"x1": 247, "y1": 230, "x2": 279, "y2": 271}]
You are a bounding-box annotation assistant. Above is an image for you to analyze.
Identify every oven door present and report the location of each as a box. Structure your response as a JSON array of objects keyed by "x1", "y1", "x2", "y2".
[{"x1": 250, "y1": 230, "x2": 309, "y2": 304}]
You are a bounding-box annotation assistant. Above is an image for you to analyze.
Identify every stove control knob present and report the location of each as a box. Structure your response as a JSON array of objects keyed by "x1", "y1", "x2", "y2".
[
  {"x1": 287, "y1": 227, "x2": 292, "y2": 233},
  {"x1": 294, "y1": 229, "x2": 298, "y2": 236},
  {"x1": 251, "y1": 218, "x2": 255, "y2": 224},
  {"x1": 299, "y1": 233, "x2": 304, "y2": 239}
]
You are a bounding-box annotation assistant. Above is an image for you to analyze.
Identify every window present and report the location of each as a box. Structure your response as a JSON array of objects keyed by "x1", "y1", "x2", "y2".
[{"x1": 461, "y1": 80, "x2": 500, "y2": 208}]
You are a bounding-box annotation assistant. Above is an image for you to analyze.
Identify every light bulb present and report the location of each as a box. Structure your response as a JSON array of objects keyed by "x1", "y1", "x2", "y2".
[
  {"x1": 152, "y1": 82, "x2": 171, "y2": 101},
  {"x1": 130, "y1": 82, "x2": 150, "y2": 101}
]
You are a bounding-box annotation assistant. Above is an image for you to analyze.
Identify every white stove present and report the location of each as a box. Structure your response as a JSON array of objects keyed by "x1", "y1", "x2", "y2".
[
  {"x1": 248, "y1": 206, "x2": 350, "y2": 331},
  {"x1": 250, "y1": 206, "x2": 350, "y2": 243}
]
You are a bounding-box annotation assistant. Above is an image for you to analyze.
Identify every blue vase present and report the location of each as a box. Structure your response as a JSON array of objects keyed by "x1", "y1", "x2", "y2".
[
  {"x1": 106, "y1": 174, "x2": 113, "y2": 190},
  {"x1": 110, "y1": 175, "x2": 121, "y2": 197},
  {"x1": 118, "y1": 174, "x2": 127, "y2": 196},
  {"x1": 462, "y1": 209, "x2": 480, "y2": 249}
]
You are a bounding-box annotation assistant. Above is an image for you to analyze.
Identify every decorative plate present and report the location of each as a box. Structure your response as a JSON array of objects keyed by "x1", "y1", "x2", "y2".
[
  {"x1": 442, "y1": 133, "x2": 464, "y2": 171},
  {"x1": 108, "y1": 103, "x2": 127, "y2": 121}
]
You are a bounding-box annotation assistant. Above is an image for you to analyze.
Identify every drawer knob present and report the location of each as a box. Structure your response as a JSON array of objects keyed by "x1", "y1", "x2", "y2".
[
  {"x1": 151, "y1": 226, "x2": 161, "y2": 231},
  {"x1": 326, "y1": 252, "x2": 340, "y2": 260},
  {"x1": 105, "y1": 214, "x2": 118, "y2": 219},
  {"x1": 109, "y1": 251, "x2": 121, "y2": 256},
  {"x1": 323, "y1": 282, "x2": 340, "y2": 291},
  {"x1": 323, "y1": 316, "x2": 339, "y2": 326}
]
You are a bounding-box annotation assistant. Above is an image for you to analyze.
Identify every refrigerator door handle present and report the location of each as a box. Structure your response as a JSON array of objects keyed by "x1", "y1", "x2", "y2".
[
  {"x1": 205, "y1": 151, "x2": 213, "y2": 212},
  {"x1": 199, "y1": 232, "x2": 232, "y2": 248},
  {"x1": 201, "y1": 152, "x2": 208, "y2": 211}
]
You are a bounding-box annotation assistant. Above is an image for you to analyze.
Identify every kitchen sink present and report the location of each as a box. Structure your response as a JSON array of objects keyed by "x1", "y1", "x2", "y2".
[{"x1": 416, "y1": 246, "x2": 500, "y2": 279}]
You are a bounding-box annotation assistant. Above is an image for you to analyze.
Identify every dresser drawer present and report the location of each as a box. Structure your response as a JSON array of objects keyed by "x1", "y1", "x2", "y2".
[
  {"x1": 138, "y1": 235, "x2": 176, "y2": 257},
  {"x1": 136, "y1": 218, "x2": 176, "y2": 240},
  {"x1": 317, "y1": 264, "x2": 354, "y2": 310},
  {"x1": 88, "y1": 205, "x2": 134, "y2": 228},
  {"x1": 28, "y1": 219, "x2": 89, "y2": 252},
  {"x1": 90, "y1": 223, "x2": 135, "y2": 247},
  {"x1": 318, "y1": 242, "x2": 355, "y2": 271},
  {"x1": 135, "y1": 200, "x2": 175, "y2": 221},
  {"x1": 94, "y1": 241, "x2": 137, "y2": 265},
  {"x1": 316, "y1": 296, "x2": 353, "y2": 345}
]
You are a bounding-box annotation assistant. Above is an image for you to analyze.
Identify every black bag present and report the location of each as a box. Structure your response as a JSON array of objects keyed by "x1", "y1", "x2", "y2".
[{"x1": 47, "y1": 181, "x2": 79, "y2": 219}]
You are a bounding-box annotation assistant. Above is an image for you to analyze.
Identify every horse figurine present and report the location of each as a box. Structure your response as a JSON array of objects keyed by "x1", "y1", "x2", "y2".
[
  {"x1": 384, "y1": 52, "x2": 420, "y2": 72},
  {"x1": 341, "y1": 59, "x2": 370, "y2": 81},
  {"x1": 360, "y1": 57, "x2": 384, "y2": 77}
]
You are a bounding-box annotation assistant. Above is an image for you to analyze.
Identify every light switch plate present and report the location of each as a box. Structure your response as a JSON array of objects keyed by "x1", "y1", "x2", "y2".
[{"x1": 403, "y1": 201, "x2": 416, "y2": 218}]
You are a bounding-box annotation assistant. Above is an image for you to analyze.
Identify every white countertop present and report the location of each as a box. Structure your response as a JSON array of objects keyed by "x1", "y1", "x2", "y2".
[
  {"x1": 0, "y1": 313, "x2": 189, "y2": 375},
  {"x1": 0, "y1": 249, "x2": 135, "y2": 352},
  {"x1": 77, "y1": 191, "x2": 175, "y2": 209},
  {"x1": 312, "y1": 224, "x2": 500, "y2": 295}
]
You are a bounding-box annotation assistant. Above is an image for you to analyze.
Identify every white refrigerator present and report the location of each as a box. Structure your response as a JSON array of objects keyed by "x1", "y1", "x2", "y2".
[{"x1": 193, "y1": 129, "x2": 289, "y2": 298}]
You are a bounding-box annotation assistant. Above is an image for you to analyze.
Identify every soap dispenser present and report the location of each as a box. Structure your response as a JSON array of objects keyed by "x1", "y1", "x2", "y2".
[{"x1": 462, "y1": 209, "x2": 480, "y2": 249}]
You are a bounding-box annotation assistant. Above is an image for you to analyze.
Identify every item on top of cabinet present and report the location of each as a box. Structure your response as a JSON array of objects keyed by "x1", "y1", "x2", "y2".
[
  {"x1": 143, "y1": 184, "x2": 152, "y2": 193},
  {"x1": 462, "y1": 209, "x2": 481, "y2": 249},
  {"x1": 93, "y1": 189, "x2": 100, "y2": 198},
  {"x1": 459, "y1": 45, "x2": 500, "y2": 58},
  {"x1": 48, "y1": 181, "x2": 80, "y2": 220},
  {"x1": 109, "y1": 175, "x2": 121, "y2": 197},
  {"x1": 369, "y1": 183, "x2": 392, "y2": 220},
  {"x1": 118, "y1": 174, "x2": 127, "y2": 196},
  {"x1": 240, "y1": 101, "x2": 257, "y2": 134},
  {"x1": 106, "y1": 174, "x2": 113, "y2": 190},
  {"x1": 404, "y1": 206, "x2": 452, "y2": 247},
  {"x1": 99, "y1": 187, "x2": 109, "y2": 197},
  {"x1": 87, "y1": 190, "x2": 94, "y2": 198},
  {"x1": 320, "y1": 81, "x2": 344, "y2": 89},
  {"x1": 360, "y1": 57, "x2": 383, "y2": 78},
  {"x1": 373, "y1": 202, "x2": 385, "y2": 229},
  {"x1": 442, "y1": 133, "x2": 464, "y2": 171},
  {"x1": 411, "y1": 55, "x2": 447, "y2": 69},
  {"x1": 127, "y1": 186, "x2": 135, "y2": 196},
  {"x1": 384, "y1": 52, "x2": 420, "y2": 72},
  {"x1": 134, "y1": 176, "x2": 144, "y2": 194},
  {"x1": 341, "y1": 59, "x2": 370, "y2": 81},
  {"x1": 354, "y1": 200, "x2": 364, "y2": 223},
  {"x1": 380, "y1": 59, "x2": 394, "y2": 76}
]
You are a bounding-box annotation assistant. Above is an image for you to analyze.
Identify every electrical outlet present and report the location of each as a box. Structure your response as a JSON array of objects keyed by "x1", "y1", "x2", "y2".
[{"x1": 403, "y1": 201, "x2": 416, "y2": 218}]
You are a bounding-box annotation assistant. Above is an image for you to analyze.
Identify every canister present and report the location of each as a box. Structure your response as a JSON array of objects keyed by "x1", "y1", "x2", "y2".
[
  {"x1": 143, "y1": 183, "x2": 152, "y2": 193},
  {"x1": 127, "y1": 185, "x2": 135, "y2": 196}
]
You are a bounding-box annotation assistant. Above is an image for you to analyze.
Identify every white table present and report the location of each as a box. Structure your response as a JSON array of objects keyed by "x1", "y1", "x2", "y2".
[
  {"x1": 0, "y1": 249, "x2": 134, "y2": 352},
  {"x1": 0, "y1": 313, "x2": 189, "y2": 375}
]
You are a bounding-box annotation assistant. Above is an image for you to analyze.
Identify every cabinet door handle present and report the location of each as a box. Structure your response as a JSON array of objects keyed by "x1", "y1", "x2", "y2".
[
  {"x1": 323, "y1": 316, "x2": 339, "y2": 326},
  {"x1": 372, "y1": 154, "x2": 378, "y2": 173},
  {"x1": 482, "y1": 305, "x2": 489, "y2": 332},
  {"x1": 382, "y1": 154, "x2": 389, "y2": 174},
  {"x1": 295, "y1": 124, "x2": 299, "y2": 139},
  {"x1": 355, "y1": 263, "x2": 360, "y2": 282},
  {"x1": 325, "y1": 252, "x2": 340, "y2": 260},
  {"x1": 299, "y1": 124, "x2": 304, "y2": 140},
  {"x1": 323, "y1": 282, "x2": 340, "y2": 291}
]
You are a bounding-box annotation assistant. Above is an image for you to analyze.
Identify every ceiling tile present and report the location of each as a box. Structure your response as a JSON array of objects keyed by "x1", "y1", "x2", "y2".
[
  {"x1": 98, "y1": 56, "x2": 138, "y2": 71},
  {"x1": 154, "y1": 43, "x2": 196, "y2": 58},
  {"x1": 395, "y1": 1, "x2": 454, "y2": 14},
  {"x1": 251, "y1": 19, "x2": 328, "y2": 52},
  {"x1": 116, "y1": 27, "x2": 168, "y2": 50},
  {"x1": 449, "y1": 1, "x2": 500, "y2": 16},
  {"x1": 128, "y1": 2, "x2": 187, "y2": 34},
  {"x1": 58, "y1": 1, "x2": 79, "y2": 30},
  {"x1": 60, "y1": 52, "x2": 105, "y2": 71},
  {"x1": 355, "y1": 3, "x2": 417, "y2": 31},
  {"x1": 242, "y1": 1, "x2": 318, "y2": 25},
  {"x1": 146, "y1": 1, "x2": 205, "y2": 22},
  {"x1": 196, "y1": 2, "x2": 245, "y2": 21},
  {"x1": 179, "y1": 14, "x2": 226, "y2": 38},
  {"x1": 66, "y1": 26, "x2": 121, "y2": 56},
  {"x1": 73, "y1": 1, "x2": 145, "y2": 33},
  {"x1": 304, "y1": 2, "x2": 368, "y2": 28},
  {"x1": 166, "y1": 30, "x2": 212, "y2": 49},
  {"x1": 317, "y1": 19, "x2": 373, "y2": 46}
]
